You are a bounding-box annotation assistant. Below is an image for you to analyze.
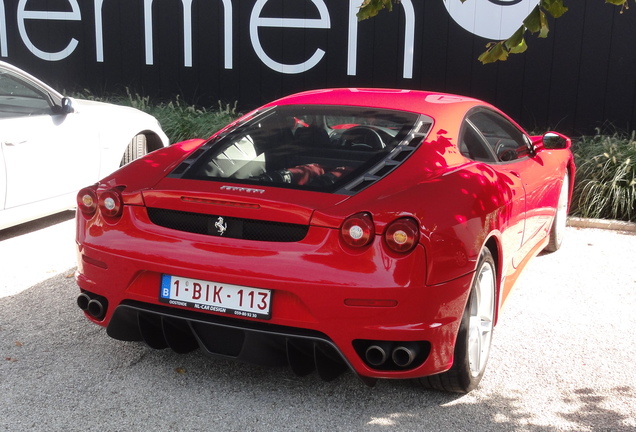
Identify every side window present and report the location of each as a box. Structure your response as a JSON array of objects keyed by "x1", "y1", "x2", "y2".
[
  {"x1": 468, "y1": 110, "x2": 530, "y2": 162},
  {"x1": 459, "y1": 122, "x2": 497, "y2": 162},
  {"x1": 0, "y1": 71, "x2": 53, "y2": 118}
]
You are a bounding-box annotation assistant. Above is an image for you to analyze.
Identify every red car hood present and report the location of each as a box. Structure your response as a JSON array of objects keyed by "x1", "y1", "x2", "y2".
[{"x1": 142, "y1": 177, "x2": 350, "y2": 226}]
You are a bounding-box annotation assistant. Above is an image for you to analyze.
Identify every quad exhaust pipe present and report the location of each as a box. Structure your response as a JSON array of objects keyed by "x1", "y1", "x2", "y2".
[
  {"x1": 77, "y1": 292, "x2": 108, "y2": 320},
  {"x1": 391, "y1": 345, "x2": 418, "y2": 368},
  {"x1": 87, "y1": 299, "x2": 105, "y2": 319},
  {"x1": 365, "y1": 344, "x2": 390, "y2": 367},
  {"x1": 76, "y1": 293, "x2": 91, "y2": 311}
]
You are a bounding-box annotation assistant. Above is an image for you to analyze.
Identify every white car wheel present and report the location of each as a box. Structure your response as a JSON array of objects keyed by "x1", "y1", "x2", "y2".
[
  {"x1": 120, "y1": 134, "x2": 148, "y2": 166},
  {"x1": 467, "y1": 255, "x2": 495, "y2": 379},
  {"x1": 418, "y1": 248, "x2": 496, "y2": 393},
  {"x1": 545, "y1": 173, "x2": 569, "y2": 252}
]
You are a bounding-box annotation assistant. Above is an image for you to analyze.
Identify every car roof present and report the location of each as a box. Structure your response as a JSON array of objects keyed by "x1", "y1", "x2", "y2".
[{"x1": 264, "y1": 88, "x2": 491, "y2": 117}]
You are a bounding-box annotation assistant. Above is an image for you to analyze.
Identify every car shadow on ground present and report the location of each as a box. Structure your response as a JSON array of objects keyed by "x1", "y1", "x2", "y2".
[
  {"x1": 1, "y1": 270, "x2": 635, "y2": 431},
  {"x1": 0, "y1": 210, "x2": 75, "y2": 241}
]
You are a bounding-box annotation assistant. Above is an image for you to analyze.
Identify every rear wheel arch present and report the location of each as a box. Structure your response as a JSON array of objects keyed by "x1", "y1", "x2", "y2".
[{"x1": 418, "y1": 245, "x2": 497, "y2": 393}]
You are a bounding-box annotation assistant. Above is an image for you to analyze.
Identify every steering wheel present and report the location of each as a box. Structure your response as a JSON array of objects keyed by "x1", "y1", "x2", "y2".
[
  {"x1": 340, "y1": 126, "x2": 385, "y2": 150},
  {"x1": 494, "y1": 140, "x2": 518, "y2": 162}
]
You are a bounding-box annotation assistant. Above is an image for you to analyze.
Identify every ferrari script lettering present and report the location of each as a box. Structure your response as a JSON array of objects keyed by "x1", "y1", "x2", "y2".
[{"x1": 220, "y1": 185, "x2": 264, "y2": 194}]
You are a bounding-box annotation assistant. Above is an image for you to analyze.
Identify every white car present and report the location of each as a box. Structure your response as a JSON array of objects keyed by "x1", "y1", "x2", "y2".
[{"x1": 0, "y1": 61, "x2": 169, "y2": 230}]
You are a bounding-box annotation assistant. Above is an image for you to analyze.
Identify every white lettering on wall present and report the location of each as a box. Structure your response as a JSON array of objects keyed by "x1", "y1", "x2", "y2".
[
  {"x1": 221, "y1": 0, "x2": 233, "y2": 68},
  {"x1": 144, "y1": 0, "x2": 154, "y2": 65},
  {"x1": 250, "y1": 0, "x2": 330, "y2": 74},
  {"x1": 5, "y1": 0, "x2": 413, "y2": 75},
  {"x1": 95, "y1": 0, "x2": 104, "y2": 62},
  {"x1": 402, "y1": 0, "x2": 414, "y2": 79},
  {"x1": 347, "y1": 0, "x2": 357, "y2": 77},
  {"x1": 142, "y1": 0, "x2": 232, "y2": 68},
  {"x1": 347, "y1": 0, "x2": 414, "y2": 79},
  {"x1": 0, "y1": 0, "x2": 7, "y2": 56},
  {"x1": 17, "y1": 0, "x2": 81, "y2": 61},
  {"x1": 182, "y1": 0, "x2": 193, "y2": 66}
]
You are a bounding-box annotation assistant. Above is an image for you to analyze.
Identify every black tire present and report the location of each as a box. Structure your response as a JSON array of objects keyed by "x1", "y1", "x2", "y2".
[
  {"x1": 418, "y1": 248, "x2": 496, "y2": 393},
  {"x1": 120, "y1": 134, "x2": 148, "y2": 166},
  {"x1": 545, "y1": 173, "x2": 569, "y2": 253}
]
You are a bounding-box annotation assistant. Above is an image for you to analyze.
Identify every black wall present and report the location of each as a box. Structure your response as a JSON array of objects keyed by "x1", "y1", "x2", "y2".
[{"x1": 1, "y1": 0, "x2": 635, "y2": 135}]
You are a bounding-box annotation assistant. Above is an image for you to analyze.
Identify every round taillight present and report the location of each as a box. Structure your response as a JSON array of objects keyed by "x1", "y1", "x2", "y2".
[
  {"x1": 98, "y1": 189, "x2": 123, "y2": 218},
  {"x1": 384, "y1": 218, "x2": 419, "y2": 253},
  {"x1": 77, "y1": 187, "x2": 98, "y2": 216},
  {"x1": 341, "y1": 212, "x2": 374, "y2": 247}
]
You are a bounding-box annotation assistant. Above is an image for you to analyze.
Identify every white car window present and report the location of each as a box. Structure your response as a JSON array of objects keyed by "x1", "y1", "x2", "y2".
[{"x1": 0, "y1": 70, "x2": 52, "y2": 118}]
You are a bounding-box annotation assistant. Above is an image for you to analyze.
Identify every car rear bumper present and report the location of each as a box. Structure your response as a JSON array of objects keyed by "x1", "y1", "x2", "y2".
[{"x1": 75, "y1": 208, "x2": 474, "y2": 380}]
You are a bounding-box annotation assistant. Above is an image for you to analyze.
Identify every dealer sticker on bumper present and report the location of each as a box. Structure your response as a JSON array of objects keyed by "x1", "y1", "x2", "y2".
[{"x1": 160, "y1": 274, "x2": 271, "y2": 320}]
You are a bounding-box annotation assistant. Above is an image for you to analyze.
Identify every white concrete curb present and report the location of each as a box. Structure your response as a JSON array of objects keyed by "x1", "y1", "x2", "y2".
[{"x1": 567, "y1": 216, "x2": 636, "y2": 233}]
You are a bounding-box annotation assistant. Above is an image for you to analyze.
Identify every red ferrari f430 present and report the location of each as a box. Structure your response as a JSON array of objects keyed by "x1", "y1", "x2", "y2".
[{"x1": 75, "y1": 89, "x2": 574, "y2": 393}]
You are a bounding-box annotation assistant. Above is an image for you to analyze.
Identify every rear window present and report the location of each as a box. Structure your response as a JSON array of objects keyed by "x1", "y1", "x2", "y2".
[{"x1": 171, "y1": 105, "x2": 426, "y2": 193}]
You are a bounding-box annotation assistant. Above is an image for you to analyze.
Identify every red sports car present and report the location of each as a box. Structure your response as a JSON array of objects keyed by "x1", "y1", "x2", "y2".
[{"x1": 75, "y1": 89, "x2": 574, "y2": 393}]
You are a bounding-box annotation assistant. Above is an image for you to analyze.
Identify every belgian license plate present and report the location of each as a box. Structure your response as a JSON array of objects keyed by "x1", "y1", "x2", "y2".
[{"x1": 160, "y1": 274, "x2": 271, "y2": 320}]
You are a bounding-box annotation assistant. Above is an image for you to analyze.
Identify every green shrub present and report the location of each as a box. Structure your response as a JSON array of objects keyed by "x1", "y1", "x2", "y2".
[
  {"x1": 572, "y1": 131, "x2": 636, "y2": 222},
  {"x1": 73, "y1": 89, "x2": 241, "y2": 143}
]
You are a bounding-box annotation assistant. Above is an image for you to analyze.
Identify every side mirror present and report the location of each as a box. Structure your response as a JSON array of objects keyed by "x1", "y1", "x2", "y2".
[
  {"x1": 539, "y1": 132, "x2": 571, "y2": 151},
  {"x1": 60, "y1": 97, "x2": 74, "y2": 114}
]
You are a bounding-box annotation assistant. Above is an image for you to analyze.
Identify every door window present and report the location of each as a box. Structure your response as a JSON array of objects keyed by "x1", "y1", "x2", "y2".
[
  {"x1": 460, "y1": 110, "x2": 531, "y2": 163},
  {"x1": 0, "y1": 70, "x2": 52, "y2": 118}
]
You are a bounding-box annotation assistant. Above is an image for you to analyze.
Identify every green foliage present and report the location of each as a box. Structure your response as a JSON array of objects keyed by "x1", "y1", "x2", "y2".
[
  {"x1": 572, "y1": 131, "x2": 636, "y2": 222},
  {"x1": 356, "y1": 0, "x2": 394, "y2": 20},
  {"x1": 147, "y1": 98, "x2": 240, "y2": 144},
  {"x1": 479, "y1": 0, "x2": 568, "y2": 64},
  {"x1": 73, "y1": 89, "x2": 240, "y2": 143},
  {"x1": 356, "y1": 0, "x2": 631, "y2": 64}
]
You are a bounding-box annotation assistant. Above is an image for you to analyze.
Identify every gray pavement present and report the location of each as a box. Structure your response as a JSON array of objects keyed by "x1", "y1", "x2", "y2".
[{"x1": 1, "y1": 214, "x2": 635, "y2": 431}]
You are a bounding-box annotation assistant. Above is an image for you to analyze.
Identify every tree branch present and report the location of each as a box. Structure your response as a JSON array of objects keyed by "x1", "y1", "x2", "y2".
[{"x1": 356, "y1": 0, "x2": 630, "y2": 64}]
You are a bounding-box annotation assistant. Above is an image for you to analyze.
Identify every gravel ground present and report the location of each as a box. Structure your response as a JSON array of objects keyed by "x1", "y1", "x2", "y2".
[{"x1": 1, "y1": 214, "x2": 635, "y2": 431}]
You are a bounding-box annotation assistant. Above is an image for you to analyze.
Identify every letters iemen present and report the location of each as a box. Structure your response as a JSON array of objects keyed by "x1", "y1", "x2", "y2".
[{"x1": 0, "y1": 0, "x2": 415, "y2": 78}]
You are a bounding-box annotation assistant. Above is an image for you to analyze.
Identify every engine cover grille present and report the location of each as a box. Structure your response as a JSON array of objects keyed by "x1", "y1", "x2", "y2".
[{"x1": 147, "y1": 208, "x2": 309, "y2": 242}]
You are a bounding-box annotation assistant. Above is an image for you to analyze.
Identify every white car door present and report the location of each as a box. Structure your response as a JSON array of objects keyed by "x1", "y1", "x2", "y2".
[
  {"x1": 0, "y1": 69, "x2": 99, "y2": 211},
  {"x1": 0, "y1": 142, "x2": 6, "y2": 210}
]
